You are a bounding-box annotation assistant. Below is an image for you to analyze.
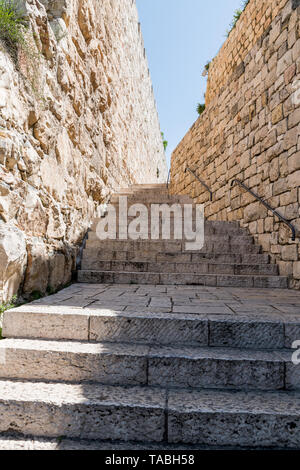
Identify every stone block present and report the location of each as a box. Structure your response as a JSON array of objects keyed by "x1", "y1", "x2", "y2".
[
  {"x1": 0, "y1": 381, "x2": 166, "y2": 442},
  {"x1": 0, "y1": 222, "x2": 27, "y2": 302},
  {"x1": 89, "y1": 312, "x2": 209, "y2": 346},
  {"x1": 272, "y1": 104, "x2": 284, "y2": 124},
  {"x1": 244, "y1": 202, "x2": 268, "y2": 223},
  {"x1": 209, "y1": 318, "x2": 284, "y2": 349},
  {"x1": 168, "y1": 389, "x2": 300, "y2": 447}
]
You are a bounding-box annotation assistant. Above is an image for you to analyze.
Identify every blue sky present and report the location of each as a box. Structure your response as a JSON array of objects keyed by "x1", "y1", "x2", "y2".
[{"x1": 136, "y1": 0, "x2": 244, "y2": 167}]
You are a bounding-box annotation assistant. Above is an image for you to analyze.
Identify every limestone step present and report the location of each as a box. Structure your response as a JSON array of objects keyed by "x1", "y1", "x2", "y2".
[
  {"x1": 110, "y1": 195, "x2": 192, "y2": 204},
  {"x1": 88, "y1": 232, "x2": 253, "y2": 245},
  {"x1": 131, "y1": 184, "x2": 168, "y2": 191},
  {"x1": 85, "y1": 239, "x2": 260, "y2": 254},
  {"x1": 0, "y1": 380, "x2": 166, "y2": 442},
  {"x1": 116, "y1": 185, "x2": 168, "y2": 194},
  {"x1": 81, "y1": 260, "x2": 278, "y2": 276},
  {"x1": 0, "y1": 380, "x2": 300, "y2": 447},
  {"x1": 77, "y1": 270, "x2": 288, "y2": 288},
  {"x1": 3, "y1": 302, "x2": 298, "y2": 350},
  {"x1": 0, "y1": 436, "x2": 231, "y2": 450},
  {"x1": 167, "y1": 388, "x2": 300, "y2": 448},
  {"x1": 156, "y1": 252, "x2": 270, "y2": 264},
  {"x1": 91, "y1": 218, "x2": 248, "y2": 236},
  {"x1": 82, "y1": 248, "x2": 270, "y2": 264},
  {"x1": 0, "y1": 339, "x2": 294, "y2": 391},
  {"x1": 89, "y1": 230, "x2": 254, "y2": 244}
]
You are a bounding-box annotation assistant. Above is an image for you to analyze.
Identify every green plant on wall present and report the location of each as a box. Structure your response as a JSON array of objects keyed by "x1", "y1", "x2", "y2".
[
  {"x1": 161, "y1": 132, "x2": 168, "y2": 152},
  {"x1": 0, "y1": 295, "x2": 18, "y2": 339},
  {"x1": 0, "y1": 0, "x2": 28, "y2": 59},
  {"x1": 197, "y1": 103, "x2": 205, "y2": 116},
  {"x1": 202, "y1": 60, "x2": 211, "y2": 77},
  {"x1": 226, "y1": 1, "x2": 250, "y2": 37},
  {"x1": 0, "y1": 0, "x2": 44, "y2": 103}
]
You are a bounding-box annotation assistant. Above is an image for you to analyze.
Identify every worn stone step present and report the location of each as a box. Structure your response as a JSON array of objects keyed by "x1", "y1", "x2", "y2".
[
  {"x1": 0, "y1": 436, "x2": 228, "y2": 450},
  {"x1": 2, "y1": 304, "x2": 209, "y2": 345},
  {"x1": 91, "y1": 218, "x2": 248, "y2": 236},
  {"x1": 147, "y1": 346, "x2": 293, "y2": 391},
  {"x1": 110, "y1": 195, "x2": 192, "y2": 204},
  {"x1": 131, "y1": 184, "x2": 168, "y2": 191},
  {"x1": 78, "y1": 270, "x2": 288, "y2": 288},
  {"x1": 92, "y1": 232, "x2": 254, "y2": 244},
  {"x1": 156, "y1": 252, "x2": 269, "y2": 264},
  {"x1": 3, "y1": 300, "x2": 299, "y2": 349},
  {"x1": 85, "y1": 239, "x2": 260, "y2": 254},
  {"x1": 119, "y1": 185, "x2": 169, "y2": 192},
  {"x1": 167, "y1": 388, "x2": 300, "y2": 448},
  {"x1": 82, "y1": 248, "x2": 270, "y2": 264},
  {"x1": 0, "y1": 380, "x2": 166, "y2": 442},
  {"x1": 88, "y1": 232, "x2": 253, "y2": 245},
  {"x1": 0, "y1": 380, "x2": 300, "y2": 447},
  {"x1": 81, "y1": 259, "x2": 278, "y2": 276},
  {"x1": 0, "y1": 339, "x2": 149, "y2": 386},
  {"x1": 0, "y1": 339, "x2": 294, "y2": 391}
]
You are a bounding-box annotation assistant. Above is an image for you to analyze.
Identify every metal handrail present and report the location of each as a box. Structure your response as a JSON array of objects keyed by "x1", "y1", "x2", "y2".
[
  {"x1": 166, "y1": 168, "x2": 171, "y2": 189},
  {"x1": 185, "y1": 167, "x2": 213, "y2": 201},
  {"x1": 231, "y1": 178, "x2": 296, "y2": 241}
]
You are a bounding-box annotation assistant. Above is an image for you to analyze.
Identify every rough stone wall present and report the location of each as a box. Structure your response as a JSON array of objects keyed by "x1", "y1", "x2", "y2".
[
  {"x1": 206, "y1": 0, "x2": 290, "y2": 105},
  {"x1": 0, "y1": 0, "x2": 167, "y2": 302},
  {"x1": 171, "y1": 0, "x2": 300, "y2": 288}
]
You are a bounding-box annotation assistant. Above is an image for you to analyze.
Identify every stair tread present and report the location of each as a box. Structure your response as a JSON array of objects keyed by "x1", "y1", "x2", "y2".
[
  {"x1": 83, "y1": 248, "x2": 268, "y2": 255},
  {"x1": 84, "y1": 260, "x2": 274, "y2": 267},
  {"x1": 168, "y1": 388, "x2": 300, "y2": 415},
  {"x1": 0, "y1": 380, "x2": 166, "y2": 407},
  {"x1": 0, "y1": 338, "x2": 292, "y2": 361},
  {"x1": 0, "y1": 436, "x2": 219, "y2": 450},
  {"x1": 0, "y1": 380, "x2": 299, "y2": 415},
  {"x1": 80, "y1": 269, "x2": 285, "y2": 278}
]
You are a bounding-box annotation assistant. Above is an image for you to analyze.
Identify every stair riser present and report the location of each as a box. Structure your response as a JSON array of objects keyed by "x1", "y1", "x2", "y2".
[
  {"x1": 88, "y1": 232, "x2": 253, "y2": 245},
  {"x1": 0, "y1": 349, "x2": 147, "y2": 386},
  {"x1": 85, "y1": 240, "x2": 260, "y2": 254},
  {"x1": 82, "y1": 249, "x2": 270, "y2": 264},
  {"x1": 2, "y1": 311, "x2": 90, "y2": 342},
  {"x1": 0, "y1": 402, "x2": 165, "y2": 442},
  {"x1": 81, "y1": 260, "x2": 278, "y2": 276},
  {"x1": 110, "y1": 197, "x2": 192, "y2": 205},
  {"x1": 4, "y1": 311, "x2": 296, "y2": 350},
  {"x1": 92, "y1": 220, "x2": 248, "y2": 236},
  {"x1": 91, "y1": 231, "x2": 251, "y2": 243},
  {"x1": 149, "y1": 358, "x2": 286, "y2": 391},
  {"x1": 91, "y1": 317, "x2": 292, "y2": 350},
  {"x1": 1, "y1": 395, "x2": 300, "y2": 447},
  {"x1": 168, "y1": 412, "x2": 300, "y2": 448},
  {"x1": 78, "y1": 271, "x2": 288, "y2": 289},
  {"x1": 0, "y1": 348, "x2": 290, "y2": 391}
]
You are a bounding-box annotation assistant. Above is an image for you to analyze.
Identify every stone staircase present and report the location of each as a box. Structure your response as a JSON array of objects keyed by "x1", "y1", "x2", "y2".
[
  {"x1": 78, "y1": 184, "x2": 288, "y2": 289},
  {"x1": 0, "y1": 184, "x2": 300, "y2": 449}
]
